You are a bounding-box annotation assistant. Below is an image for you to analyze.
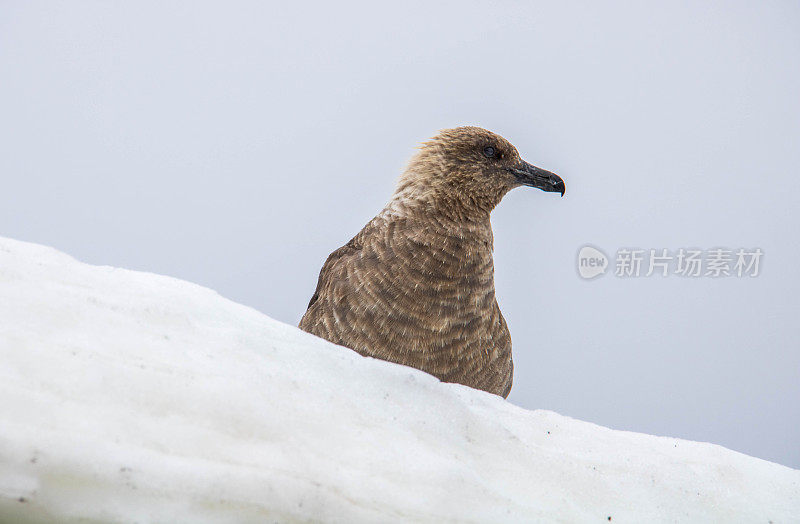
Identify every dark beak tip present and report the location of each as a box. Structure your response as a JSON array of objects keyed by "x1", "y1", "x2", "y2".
[{"x1": 550, "y1": 176, "x2": 565, "y2": 198}]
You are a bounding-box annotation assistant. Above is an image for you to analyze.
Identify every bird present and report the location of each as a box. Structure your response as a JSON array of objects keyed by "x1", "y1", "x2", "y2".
[{"x1": 299, "y1": 126, "x2": 564, "y2": 398}]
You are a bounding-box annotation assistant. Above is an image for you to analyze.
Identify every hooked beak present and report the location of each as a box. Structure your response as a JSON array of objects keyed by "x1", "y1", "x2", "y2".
[{"x1": 509, "y1": 160, "x2": 565, "y2": 197}]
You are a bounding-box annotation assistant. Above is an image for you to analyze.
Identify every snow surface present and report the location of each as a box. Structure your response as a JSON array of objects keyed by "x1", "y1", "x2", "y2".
[{"x1": 0, "y1": 237, "x2": 797, "y2": 523}]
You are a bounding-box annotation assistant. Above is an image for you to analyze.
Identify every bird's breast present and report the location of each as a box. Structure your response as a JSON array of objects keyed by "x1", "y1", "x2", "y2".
[{"x1": 372, "y1": 223, "x2": 499, "y2": 321}]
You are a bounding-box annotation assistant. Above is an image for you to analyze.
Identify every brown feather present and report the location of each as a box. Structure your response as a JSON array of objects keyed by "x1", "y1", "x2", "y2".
[{"x1": 299, "y1": 126, "x2": 552, "y2": 398}]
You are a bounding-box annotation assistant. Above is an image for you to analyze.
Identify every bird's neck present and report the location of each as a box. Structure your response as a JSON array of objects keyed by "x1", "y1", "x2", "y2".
[
  {"x1": 389, "y1": 182, "x2": 498, "y2": 224},
  {"x1": 383, "y1": 196, "x2": 495, "y2": 251}
]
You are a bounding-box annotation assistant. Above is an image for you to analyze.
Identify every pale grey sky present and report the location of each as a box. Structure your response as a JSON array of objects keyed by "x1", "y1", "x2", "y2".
[{"x1": 1, "y1": 1, "x2": 798, "y2": 467}]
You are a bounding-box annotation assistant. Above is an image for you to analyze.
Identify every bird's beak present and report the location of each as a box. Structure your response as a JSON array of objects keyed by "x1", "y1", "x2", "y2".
[{"x1": 509, "y1": 161, "x2": 565, "y2": 197}]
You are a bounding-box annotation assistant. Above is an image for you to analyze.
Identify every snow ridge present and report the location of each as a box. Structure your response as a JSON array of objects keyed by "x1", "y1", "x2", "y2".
[{"x1": 0, "y1": 237, "x2": 797, "y2": 523}]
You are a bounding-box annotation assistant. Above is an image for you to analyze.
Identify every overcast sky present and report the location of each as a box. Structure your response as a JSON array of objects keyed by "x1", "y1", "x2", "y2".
[{"x1": 1, "y1": 1, "x2": 798, "y2": 468}]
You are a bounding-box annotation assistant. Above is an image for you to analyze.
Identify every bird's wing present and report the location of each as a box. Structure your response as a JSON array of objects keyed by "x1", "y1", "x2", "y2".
[{"x1": 304, "y1": 219, "x2": 371, "y2": 310}]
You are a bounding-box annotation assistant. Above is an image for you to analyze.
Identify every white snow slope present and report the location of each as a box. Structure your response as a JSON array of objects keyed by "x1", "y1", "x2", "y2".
[{"x1": 0, "y1": 237, "x2": 797, "y2": 523}]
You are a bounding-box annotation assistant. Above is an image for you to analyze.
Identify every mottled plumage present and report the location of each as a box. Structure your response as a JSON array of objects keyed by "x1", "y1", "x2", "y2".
[{"x1": 300, "y1": 127, "x2": 564, "y2": 397}]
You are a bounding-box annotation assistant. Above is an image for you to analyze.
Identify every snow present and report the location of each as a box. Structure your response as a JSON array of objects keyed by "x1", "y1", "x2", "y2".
[{"x1": 0, "y1": 237, "x2": 797, "y2": 523}]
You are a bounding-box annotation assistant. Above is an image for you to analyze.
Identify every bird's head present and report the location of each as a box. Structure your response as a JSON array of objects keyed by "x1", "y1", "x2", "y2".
[{"x1": 394, "y1": 126, "x2": 564, "y2": 218}]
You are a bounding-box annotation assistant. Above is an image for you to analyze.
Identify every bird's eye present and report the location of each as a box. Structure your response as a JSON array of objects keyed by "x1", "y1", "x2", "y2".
[{"x1": 483, "y1": 147, "x2": 495, "y2": 158}]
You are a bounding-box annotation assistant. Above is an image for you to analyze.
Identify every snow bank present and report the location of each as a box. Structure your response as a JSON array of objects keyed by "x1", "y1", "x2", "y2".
[{"x1": 0, "y1": 236, "x2": 797, "y2": 523}]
